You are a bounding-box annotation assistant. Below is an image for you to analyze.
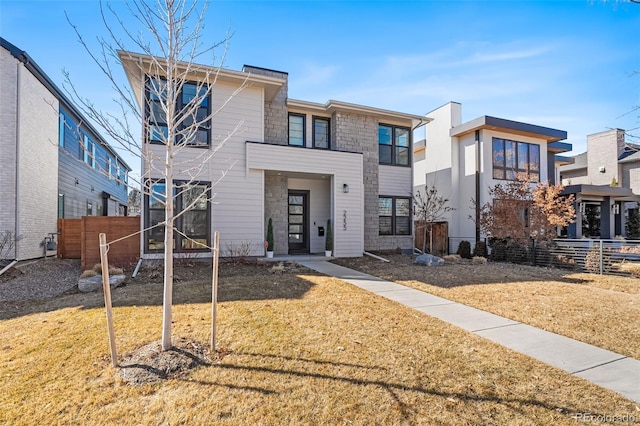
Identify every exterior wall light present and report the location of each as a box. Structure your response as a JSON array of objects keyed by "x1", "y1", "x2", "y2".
[{"x1": 343, "y1": 184, "x2": 349, "y2": 193}]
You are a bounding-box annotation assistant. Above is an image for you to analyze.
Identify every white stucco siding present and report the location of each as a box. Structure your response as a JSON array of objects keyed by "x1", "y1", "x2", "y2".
[
  {"x1": 455, "y1": 134, "x2": 479, "y2": 240},
  {"x1": 15, "y1": 64, "x2": 59, "y2": 260},
  {"x1": 247, "y1": 143, "x2": 364, "y2": 257}
]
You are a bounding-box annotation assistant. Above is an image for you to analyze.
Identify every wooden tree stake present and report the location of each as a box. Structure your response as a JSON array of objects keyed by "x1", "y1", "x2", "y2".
[
  {"x1": 99, "y1": 233, "x2": 118, "y2": 367},
  {"x1": 210, "y1": 231, "x2": 220, "y2": 351}
]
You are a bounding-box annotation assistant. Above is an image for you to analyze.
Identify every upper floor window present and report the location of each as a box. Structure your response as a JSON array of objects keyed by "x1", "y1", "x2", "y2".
[
  {"x1": 492, "y1": 138, "x2": 540, "y2": 182},
  {"x1": 146, "y1": 77, "x2": 210, "y2": 147},
  {"x1": 83, "y1": 134, "x2": 96, "y2": 168},
  {"x1": 379, "y1": 124, "x2": 410, "y2": 166},
  {"x1": 379, "y1": 196, "x2": 411, "y2": 236},
  {"x1": 313, "y1": 117, "x2": 330, "y2": 149},
  {"x1": 288, "y1": 113, "x2": 305, "y2": 147}
]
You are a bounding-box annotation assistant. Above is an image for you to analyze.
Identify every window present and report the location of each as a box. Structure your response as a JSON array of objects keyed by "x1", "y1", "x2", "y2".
[
  {"x1": 379, "y1": 196, "x2": 411, "y2": 235},
  {"x1": 58, "y1": 194, "x2": 65, "y2": 218},
  {"x1": 288, "y1": 113, "x2": 305, "y2": 146},
  {"x1": 379, "y1": 124, "x2": 410, "y2": 166},
  {"x1": 313, "y1": 117, "x2": 330, "y2": 149},
  {"x1": 58, "y1": 113, "x2": 65, "y2": 148},
  {"x1": 144, "y1": 180, "x2": 211, "y2": 252},
  {"x1": 492, "y1": 138, "x2": 540, "y2": 182},
  {"x1": 146, "y1": 78, "x2": 211, "y2": 147},
  {"x1": 87, "y1": 201, "x2": 93, "y2": 216},
  {"x1": 83, "y1": 134, "x2": 96, "y2": 168}
]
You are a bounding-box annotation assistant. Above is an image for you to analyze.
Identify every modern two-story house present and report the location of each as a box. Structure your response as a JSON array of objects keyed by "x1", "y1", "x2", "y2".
[
  {"x1": 414, "y1": 102, "x2": 572, "y2": 252},
  {"x1": 0, "y1": 38, "x2": 130, "y2": 261},
  {"x1": 119, "y1": 52, "x2": 428, "y2": 258},
  {"x1": 559, "y1": 128, "x2": 640, "y2": 238}
]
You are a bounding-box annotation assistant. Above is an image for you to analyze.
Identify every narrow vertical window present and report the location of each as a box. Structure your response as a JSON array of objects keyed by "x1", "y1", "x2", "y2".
[
  {"x1": 58, "y1": 113, "x2": 65, "y2": 148},
  {"x1": 313, "y1": 117, "x2": 330, "y2": 149},
  {"x1": 288, "y1": 113, "x2": 305, "y2": 146}
]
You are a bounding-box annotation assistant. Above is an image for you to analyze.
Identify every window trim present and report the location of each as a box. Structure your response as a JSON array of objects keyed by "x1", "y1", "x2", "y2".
[
  {"x1": 378, "y1": 195, "x2": 412, "y2": 236},
  {"x1": 145, "y1": 77, "x2": 211, "y2": 148},
  {"x1": 288, "y1": 113, "x2": 306, "y2": 147},
  {"x1": 143, "y1": 179, "x2": 212, "y2": 253},
  {"x1": 379, "y1": 123, "x2": 411, "y2": 167},
  {"x1": 312, "y1": 116, "x2": 330, "y2": 150}
]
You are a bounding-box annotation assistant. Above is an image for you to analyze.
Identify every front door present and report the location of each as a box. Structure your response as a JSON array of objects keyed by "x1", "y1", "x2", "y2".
[{"x1": 288, "y1": 190, "x2": 309, "y2": 254}]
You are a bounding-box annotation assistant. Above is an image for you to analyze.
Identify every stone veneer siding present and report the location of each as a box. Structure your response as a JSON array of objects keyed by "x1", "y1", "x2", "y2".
[
  {"x1": 264, "y1": 174, "x2": 288, "y2": 255},
  {"x1": 332, "y1": 111, "x2": 413, "y2": 252},
  {"x1": 242, "y1": 66, "x2": 288, "y2": 145}
]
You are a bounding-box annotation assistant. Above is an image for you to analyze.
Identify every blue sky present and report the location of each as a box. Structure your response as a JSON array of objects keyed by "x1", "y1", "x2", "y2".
[{"x1": 2, "y1": 0, "x2": 639, "y2": 169}]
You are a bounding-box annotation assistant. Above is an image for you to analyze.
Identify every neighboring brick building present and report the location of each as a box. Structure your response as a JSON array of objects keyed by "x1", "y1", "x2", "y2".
[
  {"x1": 0, "y1": 38, "x2": 131, "y2": 261},
  {"x1": 119, "y1": 53, "x2": 429, "y2": 258},
  {"x1": 559, "y1": 129, "x2": 640, "y2": 238}
]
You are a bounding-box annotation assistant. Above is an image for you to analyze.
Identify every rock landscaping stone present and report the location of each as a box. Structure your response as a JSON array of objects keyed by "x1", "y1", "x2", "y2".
[
  {"x1": 415, "y1": 254, "x2": 444, "y2": 266},
  {"x1": 78, "y1": 274, "x2": 126, "y2": 293}
]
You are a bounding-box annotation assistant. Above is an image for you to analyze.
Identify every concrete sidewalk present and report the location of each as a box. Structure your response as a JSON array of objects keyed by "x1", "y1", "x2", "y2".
[{"x1": 297, "y1": 260, "x2": 640, "y2": 403}]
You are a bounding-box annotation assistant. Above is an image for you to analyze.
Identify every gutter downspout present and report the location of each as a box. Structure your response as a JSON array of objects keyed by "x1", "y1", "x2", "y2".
[{"x1": 475, "y1": 130, "x2": 481, "y2": 244}]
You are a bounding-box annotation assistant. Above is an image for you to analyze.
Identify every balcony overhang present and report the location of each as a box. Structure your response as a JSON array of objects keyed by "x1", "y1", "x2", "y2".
[{"x1": 561, "y1": 184, "x2": 640, "y2": 202}]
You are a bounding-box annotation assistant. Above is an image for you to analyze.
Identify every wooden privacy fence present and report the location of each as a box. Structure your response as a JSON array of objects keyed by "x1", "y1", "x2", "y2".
[
  {"x1": 58, "y1": 216, "x2": 140, "y2": 270},
  {"x1": 414, "y1": 221, "x2": 448, "y2": 256}
]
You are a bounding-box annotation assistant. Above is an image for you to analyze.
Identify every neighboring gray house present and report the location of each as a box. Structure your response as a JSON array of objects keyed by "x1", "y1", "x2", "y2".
[
  {"x1": 559, "y1": 128, "x2": 640, "y2": 238},
  {"x1": 414, "y1": 102, "x2": 572, "y2": 250},
  {"x1": 119, "y1": 52, "x2": 429, "y2": 258},
  {"x1": 0, "y1": 38, "x2": 130, "y2": 261}
]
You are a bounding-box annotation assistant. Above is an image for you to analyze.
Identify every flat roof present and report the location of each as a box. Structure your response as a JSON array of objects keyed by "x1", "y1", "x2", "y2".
[
  {"x1": 450, "y1": 115, "x2": 568, "y2": 145},
  {"x1": 561, "y1": 184, "x2": 639, "y2": 202}
]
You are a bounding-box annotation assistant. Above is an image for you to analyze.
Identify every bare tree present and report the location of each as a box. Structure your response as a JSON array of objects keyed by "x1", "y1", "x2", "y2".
[
  {"x1": 477, "y1": 174, "x2": 575, "y2": 245},
  {"x1": 64, "y1": 0, "x2": 245, "y2": 350},
  {"x1": 413, "y1": 185, "x2": 454, "y2": 254}
]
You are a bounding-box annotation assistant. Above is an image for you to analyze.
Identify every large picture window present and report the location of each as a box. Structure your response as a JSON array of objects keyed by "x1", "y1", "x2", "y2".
[
  {"x1": 144, "y1": 180, "x2": 211, "y2": 252},
  {"x1": 146, "y1": 77, "x2": 211, "y2": 147},
  {"x1": 288, "y1": 113, "x2": 305, "y2": 147},
  {"x1": 379, "y1": 124, "x2": 411, "y2": 166},
  {"x1": 379, "y1": 196, "x2": 411, "y2": 236},
  {"x1": 492, "y1": 138, "x2": 540, "y2": 182}
]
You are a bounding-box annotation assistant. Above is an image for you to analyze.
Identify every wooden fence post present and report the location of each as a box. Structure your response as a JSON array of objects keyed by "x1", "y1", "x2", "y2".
[
  {"x1": 99, "y1": 233, "x2": 118, "y2": 367},
  {"x1": 210, "y1": 231, "x2": 220, "y2": 352}
]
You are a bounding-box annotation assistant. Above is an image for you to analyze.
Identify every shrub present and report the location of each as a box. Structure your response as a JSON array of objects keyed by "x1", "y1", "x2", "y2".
[
  {"x1": 584, "y1": 245, "x2": 613, "y2": 274},
  {"x1": 92, "y1": 263, "x2": 124, "y2": 275},
  {"x1": 266, "y1": 218, "x2": 274, "y2": 252},
  {"x1": 506, "y1": 240, "x2": 529, "y2": 264},
  {"x1": 472, "y1": 256, "x2": 487, "y2": 265},
  {"x1": 443, "y1": 254, "x2": 461, "y2": 263},
  {"x1": 80, "y1": 269, "x2": 97, "y2": 278},
  {"x1": 473, "y1": 241, "x2": 487, "y2": 258},
  {"x1": 489, "y1": 239, "x2": 507, "y2": 262},
  {"x1": 325, "y1": 219, "x2": 333, "y2": 252},
  {"x1": 456, "y1": 241, "x2": 472, "y2": 259}
]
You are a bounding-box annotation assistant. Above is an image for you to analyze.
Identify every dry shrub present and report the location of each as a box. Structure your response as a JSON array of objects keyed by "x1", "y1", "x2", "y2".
[
  {"x1": 443, "y1": 254, "x2": 461, "y2": 263},
  {"x1": 618, "y1": 262, "x2": 640, "y2": 278},
  {"x1": 472, "y1": 256, "x2": 487, "y2": 265},
  {"x1": 91, "y1": 263, "x2": 124, "y2": 276},
  {"x1": 80, "y1": 269, "x2": 97, "y2": 278}
]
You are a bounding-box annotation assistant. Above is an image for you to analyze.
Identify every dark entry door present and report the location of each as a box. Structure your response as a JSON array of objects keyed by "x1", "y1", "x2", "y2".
[{"x1": 288, "y1": 190, "x2": 309, "y2": 254}]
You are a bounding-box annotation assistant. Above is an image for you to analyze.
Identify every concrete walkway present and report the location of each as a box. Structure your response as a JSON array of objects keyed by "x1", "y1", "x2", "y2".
[{"x1": 297, "y1": 260, "x2": 640, "y2": 403}]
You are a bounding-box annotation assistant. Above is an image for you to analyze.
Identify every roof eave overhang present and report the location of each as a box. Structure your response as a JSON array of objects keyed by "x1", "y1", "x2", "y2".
[
  {"x1": 288, "y1": 98, "x2": 431, "y2": 129},
  {"x1": 118, "y1": 50, "x2": 287, "y2": 109},
  {"x1": 450, "y1": 115, "x2": 568, "y2": 146}
]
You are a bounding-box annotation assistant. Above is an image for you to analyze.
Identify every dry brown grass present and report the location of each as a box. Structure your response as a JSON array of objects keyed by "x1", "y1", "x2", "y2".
[
  {"x1": 0, "y1": 260, "x2": 638, "y2": 425},
  {"x1": 334, "y1": 255, "x2": 640, "y2": 360}
]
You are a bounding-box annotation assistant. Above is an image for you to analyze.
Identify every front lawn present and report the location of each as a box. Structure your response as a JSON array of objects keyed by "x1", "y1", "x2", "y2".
[
  {"x1": 0, "y1": 260, "x2": 637, "y2": 425},
  {"x1": 333, "y1": 255, "x2": 640, "y2": 360}
]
